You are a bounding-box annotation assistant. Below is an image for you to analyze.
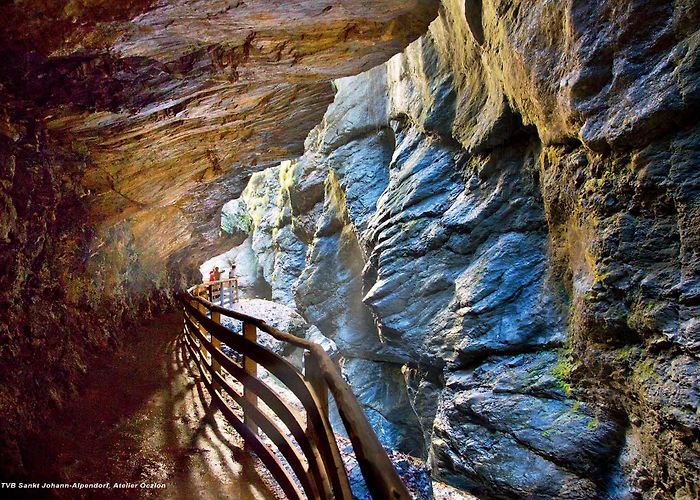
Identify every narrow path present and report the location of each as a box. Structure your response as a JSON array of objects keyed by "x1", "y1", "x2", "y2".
[{"x1": 22, "y1": 313, "x2": 280, "y2": 500}]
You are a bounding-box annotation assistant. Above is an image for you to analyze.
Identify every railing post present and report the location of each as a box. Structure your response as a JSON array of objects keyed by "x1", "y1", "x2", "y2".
[
  {"x1": 304, "y1": 350, "x2": 339, "y2": 499},
  {"x1": 220, "y1": 281, "x2": 225, "y2": 306},
  {"x1": 211, "y1": 309, "x2": 221, "y2": 392},
  {"x1": 196, "y1": 300, "x2": 208, "y2": 357},
  {"x1": 304, "y1": 351, "x2": 329, "y2": 420},
  {"x1": 242, "y1": 321, "x2": 259, "y2": 437}
]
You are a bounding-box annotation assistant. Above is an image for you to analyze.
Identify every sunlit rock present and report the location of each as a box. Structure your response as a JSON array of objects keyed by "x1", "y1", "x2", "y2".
[
  {"x1": 0, "y1": 0, "x2": 440, "y2": 267},
  {"x1": 1, "y1": 0, "x2": 698, "y2": 496},
  {"x1": 0, "y1": 0, "x2": 441, "y2": 468},
  {"x1": 220, "y1": 198, "x2": 252, "y2": 243}
]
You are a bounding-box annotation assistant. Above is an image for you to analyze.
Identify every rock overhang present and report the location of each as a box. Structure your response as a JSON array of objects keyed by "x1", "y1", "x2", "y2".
[{"x1": 0, "y1": 0, "x2": 441, "y2": 277}]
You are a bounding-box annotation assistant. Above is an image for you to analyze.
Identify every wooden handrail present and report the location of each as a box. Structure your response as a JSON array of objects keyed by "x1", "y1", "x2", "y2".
[
  {"x1": 178, "y1": 283, "x2": 411, "y2": 500},
  {"x1": 181, "y1": 331, "x2": 305, "y2": 499},
  {"x1": 183, "y1": 298, "x2": 348, "y2": 498}
]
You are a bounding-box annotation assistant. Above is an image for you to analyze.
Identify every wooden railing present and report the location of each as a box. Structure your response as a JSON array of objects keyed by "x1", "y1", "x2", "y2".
[
  {"x1": 178, "y1": 281, "x2": 410, "y2": 500},
  {"x1": 199, "y1": 277, "x2": 239, "y2": 306}
]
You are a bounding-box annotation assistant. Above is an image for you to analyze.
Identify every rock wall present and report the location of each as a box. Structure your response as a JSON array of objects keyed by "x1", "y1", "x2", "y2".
[
  {"x1": 0, "y1": 97, "x2": 179, "y2": 477},
  {"x1": 1, "y1": 0, "x2": 697, "y2": 495},
  {"x1": 0, "y1": 0, "x2": 440, "y2": 275},
  {"x1": 217, "y1": 1, "x2": 700, "y2": 497}
]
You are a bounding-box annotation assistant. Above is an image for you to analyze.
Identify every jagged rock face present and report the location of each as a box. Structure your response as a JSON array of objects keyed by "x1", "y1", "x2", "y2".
[
  {"x1": 215, "y1": 69, "x2": 426, "y2": 454},
  {"x1": 432, "y1": 352, "x2": 623, "y2": 499},
  {"x1": 362, "y1": 125, "x2": 563, "y2": 367},
  {"x1": 213, "y1": 0, "x2": 699, "y2": 497},
  {"x1": 2, "y1": 0, "x2": 698, "y2": 495},
  {"x1": 299, "y1": 58, "x2": 617, "y2": 497}
]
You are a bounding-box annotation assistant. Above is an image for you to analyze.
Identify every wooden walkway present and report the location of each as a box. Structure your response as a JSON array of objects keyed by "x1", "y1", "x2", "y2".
[
  {"x1": 182, "y1": 281, "x2": 410, "y2": 500},
  {"x1": 22, "y1": 313, "x2": 280, "y2": 499}
]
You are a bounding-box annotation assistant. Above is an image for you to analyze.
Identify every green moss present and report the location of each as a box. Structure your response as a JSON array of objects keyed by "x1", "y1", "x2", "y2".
[
  {"x1": 473, "y1": 260, "x2": 489, "y2": 281},
  {"x1": 405, "y1": 219, "x2": 418, "y2": 231},
  {"x1": 551, "y1": 348, "x2": 574, "y2": 395},
  {"x1": 587, "y1": 416, "x2": 599, "y2": 430},
  {"x1": 582, "y1": 178, "x2": 602, "y2": 193},
  {"x1": 635, "y1": 358, "x2": 657, "y2": 383},
  {"x1": 71, "y1": 140, "x2": 90, "y2": 157},
  {"x1": 614, "y1": 345, "x2": 639, "y2": 361},
  {"x1": 591, "y1": 265, "x2": 609, "y2": 284},
  {"x1": 221, "y1": 210, "x2": 253, "y2": 236}
]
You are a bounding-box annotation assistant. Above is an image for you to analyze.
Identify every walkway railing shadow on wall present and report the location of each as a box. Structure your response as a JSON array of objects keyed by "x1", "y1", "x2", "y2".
[{"x1": 178, "y1": 280, "x2": 410, "y2": 500}]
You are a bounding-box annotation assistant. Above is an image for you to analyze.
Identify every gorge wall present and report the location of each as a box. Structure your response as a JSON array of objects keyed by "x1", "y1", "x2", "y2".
[
  {"x1": 0, "y1": 94, "x2": 177, "y2": 476},
  {"x1": 215, "y1": 1, "x2": 700, "y2": 498}
]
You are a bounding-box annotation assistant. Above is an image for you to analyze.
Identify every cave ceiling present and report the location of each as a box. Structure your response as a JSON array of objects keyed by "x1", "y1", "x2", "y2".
[{"x1": 0, "y1": 0, "x2": 439, "y2": 268}]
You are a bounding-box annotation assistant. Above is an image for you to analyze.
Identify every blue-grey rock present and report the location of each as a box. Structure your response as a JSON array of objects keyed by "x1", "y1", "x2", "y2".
[
  {"x1": 430, "y1": 351, "x2": 624, "y2": 499},
  {"x1": 204, "y1": 1, "x2": 700, "y2": 496},
  {"x1": 220, "y1": 198, "x2": 252, "y2": 242}
]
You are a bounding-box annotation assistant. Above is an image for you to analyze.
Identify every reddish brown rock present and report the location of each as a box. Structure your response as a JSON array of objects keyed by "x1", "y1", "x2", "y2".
[{"x1": 1, "y1": 0, "x2": 439, "y2": 269}]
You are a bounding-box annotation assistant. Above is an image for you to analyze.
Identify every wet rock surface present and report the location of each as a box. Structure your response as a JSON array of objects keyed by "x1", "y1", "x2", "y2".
[
  {"x1": 432, "y1": 352, "x2": 623, "y2": 498},
  {"x1": 338, "y1": 358, "x2": 424, "y2": 457},
  {"x1": 209, "y1": 1, "x2": 700, "y2": 497}
]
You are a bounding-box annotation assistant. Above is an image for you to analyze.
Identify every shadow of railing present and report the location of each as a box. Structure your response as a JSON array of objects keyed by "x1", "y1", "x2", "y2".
[{"x1": 178, "y1": 283, "x2": 411, "y2": 500}]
